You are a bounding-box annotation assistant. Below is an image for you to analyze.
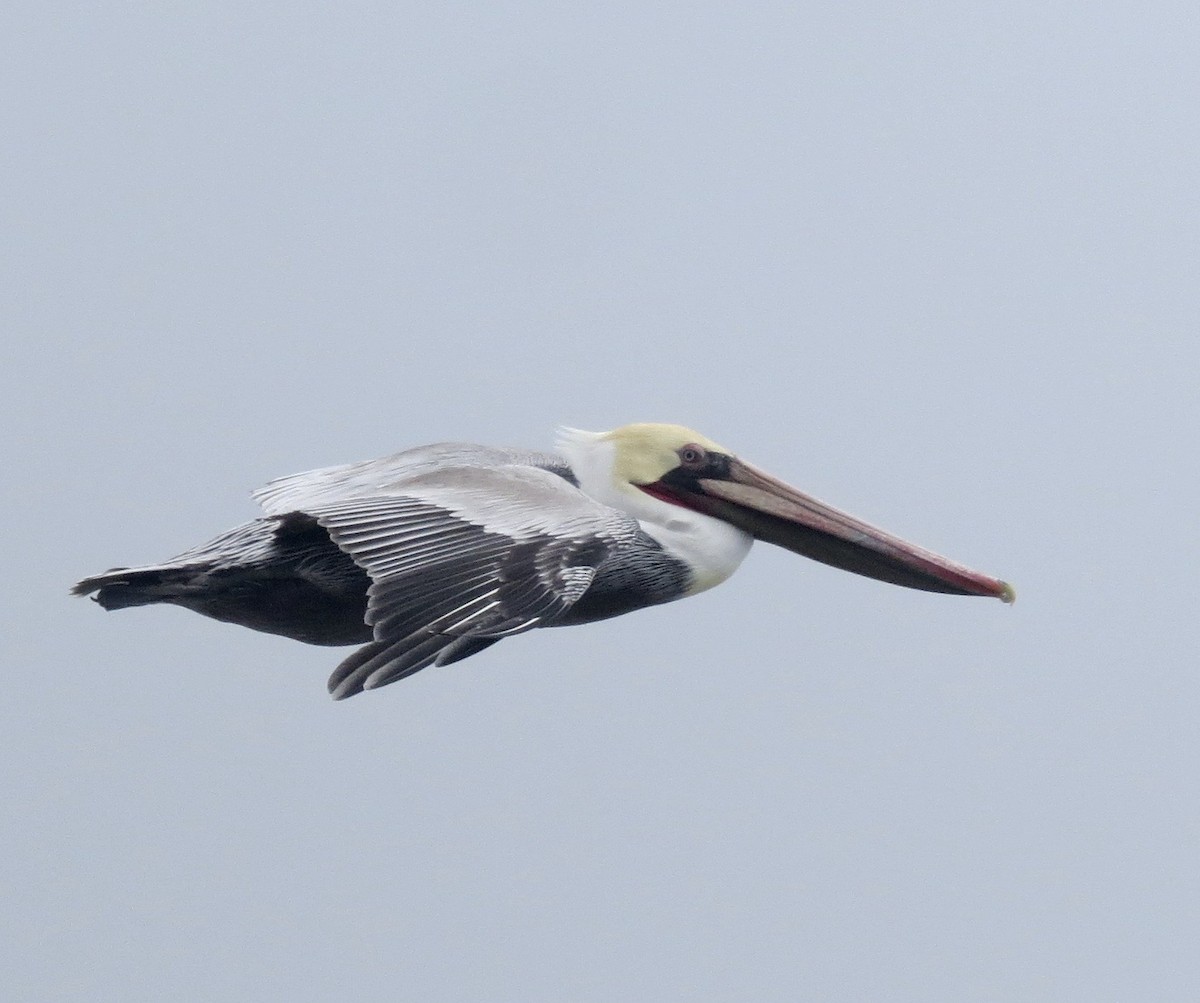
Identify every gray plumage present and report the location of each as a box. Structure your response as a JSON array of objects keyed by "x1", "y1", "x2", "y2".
[{"x1": 74, "y1": 443, "x2": 689, "y2": 698}]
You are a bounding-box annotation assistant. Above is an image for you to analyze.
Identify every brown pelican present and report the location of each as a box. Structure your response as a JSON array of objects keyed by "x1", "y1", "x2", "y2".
[{"x1": 74, "y1": 423, "x2": 1013, "y2": 699}]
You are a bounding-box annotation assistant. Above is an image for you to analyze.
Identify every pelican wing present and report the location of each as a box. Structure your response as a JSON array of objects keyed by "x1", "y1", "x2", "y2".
[
  {"x1": 252, "y1": 443, "x2": 573, "y2": 515},
  {"x1": 293, "y1": 464, "x2": 630, "y2": 698}
]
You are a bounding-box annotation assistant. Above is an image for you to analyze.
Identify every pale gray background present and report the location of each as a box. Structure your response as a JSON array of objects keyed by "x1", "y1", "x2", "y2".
[{"x1": 4, "y1": 4, "x2": 1197, "y2": 1001}]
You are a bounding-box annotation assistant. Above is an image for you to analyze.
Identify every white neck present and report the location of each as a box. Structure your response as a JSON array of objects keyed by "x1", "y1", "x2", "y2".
[{"x1": 556, "y1": 428, "x2": 753, "y2": 594}]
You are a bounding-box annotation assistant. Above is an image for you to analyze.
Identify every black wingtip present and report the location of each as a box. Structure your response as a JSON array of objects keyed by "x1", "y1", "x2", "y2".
[{"x1": 328, "y1": 680, "x2": 361, "y2": 701}]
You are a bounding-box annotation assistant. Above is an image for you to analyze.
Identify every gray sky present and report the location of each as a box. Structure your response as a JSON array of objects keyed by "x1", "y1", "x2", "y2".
[{"x1": 5, "y1": 4, "x2": 1198, "y2": 1000}]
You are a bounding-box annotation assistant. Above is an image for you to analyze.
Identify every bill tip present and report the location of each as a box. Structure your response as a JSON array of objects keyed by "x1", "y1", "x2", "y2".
[{"x1": 998, "y1": 581, "x2": 1016, "y2": 604}]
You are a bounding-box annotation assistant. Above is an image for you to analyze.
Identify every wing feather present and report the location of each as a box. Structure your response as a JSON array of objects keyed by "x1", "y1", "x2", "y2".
[
  {"x1": 253, "y1": 443, "x2": 575, "y2": 515},
  {"x1": 294, "y1": 464, "x2": 632, "y2": 698}
]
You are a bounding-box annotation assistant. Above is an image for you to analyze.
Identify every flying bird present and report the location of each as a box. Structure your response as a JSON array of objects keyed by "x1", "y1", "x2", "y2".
[{"x1": 74, "y1": 423, "x2": 1013, "y2": 699}]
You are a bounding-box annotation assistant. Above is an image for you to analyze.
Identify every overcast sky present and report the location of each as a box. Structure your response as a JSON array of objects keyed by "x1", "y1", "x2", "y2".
[{"x1": 5, "y1": 4, "x2": 1198, "y2": 1001}]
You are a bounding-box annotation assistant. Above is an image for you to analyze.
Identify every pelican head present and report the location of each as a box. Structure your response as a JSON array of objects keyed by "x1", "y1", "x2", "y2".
[{"x1": 559, "y1": 422, "x2": 1014, "y2": 601}]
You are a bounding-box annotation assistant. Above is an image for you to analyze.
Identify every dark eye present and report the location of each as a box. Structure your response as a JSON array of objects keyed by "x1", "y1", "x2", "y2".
[{"x1": 679, "y1": 444, "x2": 706, "y2": 467}]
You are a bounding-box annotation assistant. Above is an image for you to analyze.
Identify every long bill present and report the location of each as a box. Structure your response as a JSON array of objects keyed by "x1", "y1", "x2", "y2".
[{"x1": 693, "y1": 458, "x2": 1015, "y2": 602}]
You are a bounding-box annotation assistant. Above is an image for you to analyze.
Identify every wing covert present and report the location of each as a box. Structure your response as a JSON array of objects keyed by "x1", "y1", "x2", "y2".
[
  {"x1": 299, "y1": 465, "x2": 632, "y2": 698},
  {"x1": 252, "y1": 443, "x2": 573, "y2": 515}
]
